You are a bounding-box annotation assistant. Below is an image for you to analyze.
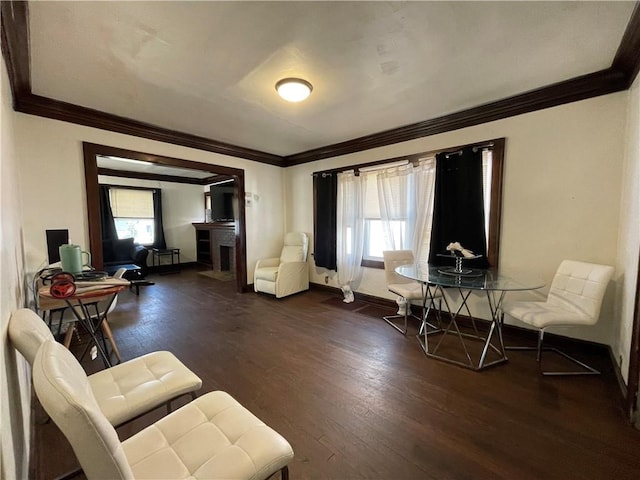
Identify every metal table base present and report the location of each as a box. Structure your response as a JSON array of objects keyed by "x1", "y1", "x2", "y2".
[{"x1": 417, "y1": 286, "x2": 508, "y2": 371}]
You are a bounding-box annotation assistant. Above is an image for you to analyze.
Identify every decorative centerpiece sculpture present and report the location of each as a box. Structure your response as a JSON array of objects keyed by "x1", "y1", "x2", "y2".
[{"x1": 438, "y1": 242, "x2": 483, "y2": 276}]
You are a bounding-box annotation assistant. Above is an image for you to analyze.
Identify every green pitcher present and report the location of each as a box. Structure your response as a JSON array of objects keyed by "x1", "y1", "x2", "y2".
[{"x1": 59, "y1": 244, "x2": 91, "y2": 274}]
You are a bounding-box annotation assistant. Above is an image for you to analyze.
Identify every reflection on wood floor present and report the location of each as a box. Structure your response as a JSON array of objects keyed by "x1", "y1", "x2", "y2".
[{"x1": 33, "y1": 267, "x2": 640, "y2": 479}]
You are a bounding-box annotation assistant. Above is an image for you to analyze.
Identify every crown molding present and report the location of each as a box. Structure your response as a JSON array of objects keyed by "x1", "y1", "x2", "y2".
[
  {"x1": 613, "y1": 2, "x2": 640, "y2": 88},
  {"x1": 284, "y1": 68, "x2": 628, "y2": 165},
  {"x1": 15, "y1": 94, "x2": 285, "y2": 166},
  {"x1": 2, "y1": 0, "x2": 639, "y2": 168}
]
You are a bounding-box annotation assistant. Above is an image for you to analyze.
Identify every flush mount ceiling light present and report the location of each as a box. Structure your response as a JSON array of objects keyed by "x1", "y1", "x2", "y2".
[{"x1": 275, "y1": 78, "x2": 313, "y2": 102}]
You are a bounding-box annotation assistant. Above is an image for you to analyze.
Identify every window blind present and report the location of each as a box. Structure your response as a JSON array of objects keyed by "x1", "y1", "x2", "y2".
[{"x1": 109, "y1": 188, "x2": 154, "y2": 218}]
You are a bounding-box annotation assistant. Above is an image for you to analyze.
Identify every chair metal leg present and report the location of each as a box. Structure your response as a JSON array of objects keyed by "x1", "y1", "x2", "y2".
[
  {"x1": 267, "y1": 466, "x2": 290, "y2": 480},
  {"x1": 383, "y1": 313, "x2": 409, "y2": 335},
  {"x1": 538, "y1": 329, "x2": 600, "y2": 375},
  {"x1": 114, "y1": 391, "x2": 201, "y2": 429},
  {"x1": 506, "y1": 325, "x2": 600, "y2": 375},
  {"x1": 383, "y1": 297, "x2": 421, "y2": 335},
  {"x1": 536, "y1": 329, "x2": 544, "y2": 362},
  {"x1": 53, "y1": 466, "x2": 83, "y2": 480},
  {"x1": 281, "y1": 465, "x2": 289, "y2": 480},
  {"x1": 167, "y1": 391, "x2": 199, "y2": 414}
]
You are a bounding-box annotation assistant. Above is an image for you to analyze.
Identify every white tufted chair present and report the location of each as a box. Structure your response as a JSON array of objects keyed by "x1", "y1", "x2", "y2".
[
  {"x1": 254, "y1": 232, "x2": 309, "y2": 298},
  {"x1": 382, "y1": 250, "x2": 441, "y2": 335},
  {"x1": 9, "y1": 308, "x2": 202, "y2": 427},
  {"x1": 502, "y1": 260, "x2": 614, "y2": 375},
  {"x1": 33, "y1": 340, "x2": 294, "y2": 480}
]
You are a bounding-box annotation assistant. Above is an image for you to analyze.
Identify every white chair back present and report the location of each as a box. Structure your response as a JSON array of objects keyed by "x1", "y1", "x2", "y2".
[
  {"x1": 382, "y1": 250, "x2": 415, "y2": 286},
  {"x1": 547, "y1": 260, "x2": 614, "y2": 324},
  {"x1": 114, "y1": 268, "x2": 127, "y2": 279},
  {"x1": 9, "y1": 308, "x2": 55, "y2": 365},
  {"x1": 33, "y1": 340, "x2": 133, "y2": 479},
  {"x1": 280, "y1": 232, "x2": 308, "y2": 263}
]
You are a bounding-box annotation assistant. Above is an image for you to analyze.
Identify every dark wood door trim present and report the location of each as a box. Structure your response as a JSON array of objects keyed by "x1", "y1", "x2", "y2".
[
  {"x1": 82, "y1": 142, "x2": 248, "y2": 293},
  {"x1": 627, "y1": 250, "x2": 640, "y2": 423},
  {"x1": 0, "y1": 1, "x2": 30, "y2": 99}
]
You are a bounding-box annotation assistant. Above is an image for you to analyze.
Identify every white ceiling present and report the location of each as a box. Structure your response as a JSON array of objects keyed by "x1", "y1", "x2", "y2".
[{"x1": 28, "y1": 1, "x2": 635, "y2": 157}]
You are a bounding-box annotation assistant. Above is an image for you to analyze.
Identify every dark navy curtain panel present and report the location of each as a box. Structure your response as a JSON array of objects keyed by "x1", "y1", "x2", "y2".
[
  {"x1": 153, "y1": 189, "x2": 167, "y2": 250},
  {"x1": 313, "y1": 173, "x2": 338, "y2": 271},
  {"x1": 99, "y1": 185, "x2": 118, "y2": 244},
  {"x1": 428, "y1": 147, "x2": 489, "y2": 268}
]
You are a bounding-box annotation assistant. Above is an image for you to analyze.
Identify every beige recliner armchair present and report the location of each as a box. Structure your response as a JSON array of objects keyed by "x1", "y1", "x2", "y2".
[{"x1": 254, "y1": 232, "x2": 309, "y2": 298}]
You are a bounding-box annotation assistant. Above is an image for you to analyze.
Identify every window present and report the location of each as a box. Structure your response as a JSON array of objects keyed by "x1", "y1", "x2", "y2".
[
  {"x1": 362, "y1": 164, "x2": 412, "y2": 262},
  {"x1": 364, "y1": 220, "x2": 406, "y2": 260},
  {"x1": 361, "y1": 149, "x2": 494, "y2": 265},
  {"x1": 362, "y1": 170, "x2": 386, "y2": 261},
  {"x1": 108, "y1": 187, "x2": 155, "y2": 244},
  {"x1": 204, "y1": 192, "x2": 212, "y2": 222},
  {"x1": 312, "y1": 138, "x2": 504, "y2": 270},
  {"x1": 482, "y1": 149, "x2": 492, "y2": 250}
]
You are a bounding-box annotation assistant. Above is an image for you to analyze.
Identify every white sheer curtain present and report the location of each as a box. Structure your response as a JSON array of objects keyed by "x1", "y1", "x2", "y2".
[
  {"x1": 412, "y1": 157, "x2": 436, "y2": 263},
  {"x1": 336, "y1": 171, "x2": 365, "y2": 302},
  {"x1": 377, "y1": 163, "x2": 415, "y2": 251},
  {"x1": 376, "y1": 157, "x2": 436, "y2": 263}
]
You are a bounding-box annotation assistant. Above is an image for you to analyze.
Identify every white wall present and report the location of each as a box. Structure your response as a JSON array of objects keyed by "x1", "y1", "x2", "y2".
[
  {"x1": 615, "y1": 74, "x2": 640, "y2": 384},
  {"x1": 1, "y1": 58, "x2": 30, "y2": 479},
  {"x1": 285, "y1": 92, "x2": 628, "y2": 351},
  {"x1": 13, "y1": 114, "x2": 286, "y2": 292},
  {"x1": 99, "y1": 175, "x2": 205, "y2": 264}
]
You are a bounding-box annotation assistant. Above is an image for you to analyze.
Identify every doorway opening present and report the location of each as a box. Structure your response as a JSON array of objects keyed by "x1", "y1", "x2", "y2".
[{"x1": 82, "y1": 142, "x2": 248, "y2": 293}]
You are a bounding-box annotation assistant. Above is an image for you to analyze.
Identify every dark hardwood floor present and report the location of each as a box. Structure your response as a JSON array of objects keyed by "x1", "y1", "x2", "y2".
[{"x1": 34, "y1": 268, "x2": 640, "y2": 479}]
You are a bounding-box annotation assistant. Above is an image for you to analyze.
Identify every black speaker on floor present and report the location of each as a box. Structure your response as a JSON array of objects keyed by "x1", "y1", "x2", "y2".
[{"x1": 46, "y1": 229, "x2": 69, "y2": 264}]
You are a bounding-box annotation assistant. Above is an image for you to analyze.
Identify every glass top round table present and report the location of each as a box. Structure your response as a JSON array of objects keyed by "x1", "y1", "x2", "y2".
[
  {"x1": 394, "y1": 263, "x2": 545, "y2": 371},
  {"x1": 395, "y1": 263, "x2": 545, "y2": 291}
]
